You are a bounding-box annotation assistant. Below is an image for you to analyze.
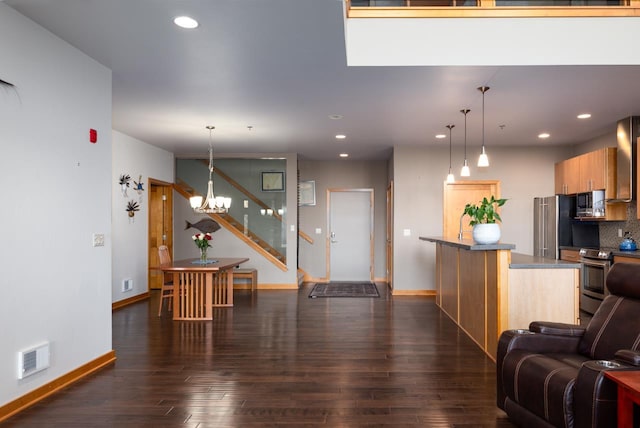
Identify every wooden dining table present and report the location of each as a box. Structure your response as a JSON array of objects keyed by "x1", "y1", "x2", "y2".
[{"x1": 157, "y1": 257, "x2": 249, "y2": 321}]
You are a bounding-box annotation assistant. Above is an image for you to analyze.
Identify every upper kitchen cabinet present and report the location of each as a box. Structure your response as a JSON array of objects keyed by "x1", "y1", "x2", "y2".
[
  {"x1": 555, "y1": 148, "x2": 616, "y2": 195},
  {"x1": 555, "y1": 147, "x2": 625, "y2": 220},
  {"x1": 555, "y1": 156, "x2": 579, "y2": 195},
  {"x1": 579, "y1": 148, "x2": 616, "y2": 194}
]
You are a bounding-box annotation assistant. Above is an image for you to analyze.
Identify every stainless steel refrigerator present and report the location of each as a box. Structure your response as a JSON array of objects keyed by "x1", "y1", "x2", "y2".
[{"x1": 533, "y1": 195, "x2": 575, "y2": 259}]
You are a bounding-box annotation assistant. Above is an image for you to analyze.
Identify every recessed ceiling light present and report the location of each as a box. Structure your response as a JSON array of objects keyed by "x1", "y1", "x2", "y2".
[
  {"x1": 335, "y1": 134, "x2": 346, "y2": 140},
  {"x1": 174, "y1": 16, "x2": 199, "y2": 29},
  {"x1": 339, "y1": 153, "x2": 349, "y2": 158},
  {"x1": 538, "y1": 133, "x2": 550, "y2": 139},
  {"x1": 435, "y1": 134, "x2": 446, "y2": 139},
  {"x1": 329, "y1": 114, "x2": 343, "y2": 120},
  {"x1": 577, "y1": 113, "x2": 592, "y2": 120}
]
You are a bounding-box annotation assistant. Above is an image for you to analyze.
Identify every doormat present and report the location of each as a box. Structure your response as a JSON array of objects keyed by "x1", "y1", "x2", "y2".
[{"x1": 309, "y1": 282, "x2": 379, "y2": 298}]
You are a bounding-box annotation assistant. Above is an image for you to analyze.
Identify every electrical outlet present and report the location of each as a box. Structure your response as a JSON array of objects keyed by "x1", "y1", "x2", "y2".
[
  {"x1": 403, "y1": 229, "x2": 411, "y2": 237},
  {"x1": 618, "y1": 229, "x2": 623, "y2": 238},
  {"x1": 315, "y1": 228, "x2": 322, "y2": 235},
  {"x1": 92, "y1": 233, "x2": 105, "y2": 247}
]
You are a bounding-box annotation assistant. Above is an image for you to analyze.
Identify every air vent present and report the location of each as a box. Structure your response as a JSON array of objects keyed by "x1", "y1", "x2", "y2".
[{"x1": 18, "y1": 342, "x2": 50, "y2": 379}]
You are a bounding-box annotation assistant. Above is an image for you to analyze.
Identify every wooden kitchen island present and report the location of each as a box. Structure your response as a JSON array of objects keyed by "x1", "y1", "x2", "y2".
[{"x1": 421, "y1": 237, "x2": 581, "y2": 360}]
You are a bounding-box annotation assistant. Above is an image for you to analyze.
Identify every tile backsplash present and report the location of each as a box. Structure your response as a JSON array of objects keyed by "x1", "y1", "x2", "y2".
[{"x1": 599, "y1": 204, "x2": 640, "y2": 247}]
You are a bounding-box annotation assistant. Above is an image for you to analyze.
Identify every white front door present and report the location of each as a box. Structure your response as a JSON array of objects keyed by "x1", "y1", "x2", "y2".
[{"x1": 328, "y1": 190, "x2": 373, "y2": 281}]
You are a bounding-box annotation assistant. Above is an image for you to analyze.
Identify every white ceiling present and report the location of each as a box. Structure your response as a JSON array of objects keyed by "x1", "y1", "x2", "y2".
[{"x1": 5, "y1": 0, "x2": 640, "y2": 160}]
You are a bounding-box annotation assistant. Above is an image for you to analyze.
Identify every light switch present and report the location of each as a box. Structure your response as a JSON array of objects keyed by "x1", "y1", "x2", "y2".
[
  {"x1": 290, "y1": 225, "x2": 296, "y2": 232},
  {"x1": 403, "y1": 229, "x2": 411, "y2": 237},
  {"x1": 315, "y1": 228, "x2": 322, "y2": 235},
  {"x1": 244, "y1": 200, "x2": 249, "y2": 209}
]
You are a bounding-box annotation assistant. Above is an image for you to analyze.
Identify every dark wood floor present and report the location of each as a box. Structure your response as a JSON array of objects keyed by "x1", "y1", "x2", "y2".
[{"x1": 4, "y1": 284, "x2": 515, "y2": 427}]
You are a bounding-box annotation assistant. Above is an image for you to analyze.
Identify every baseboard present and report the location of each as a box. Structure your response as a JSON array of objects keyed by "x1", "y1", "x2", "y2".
[
  {"x1": 257, "y1": 283, "x2": 299, "y2": 290},
  {"x1": 0, "y1": 350, "x2": 116, "y2": 422},
  {"x1": 112, "y1": 292, "x2": 149, "y2": 311},
  {"x1": 392, "y1": 289, "x2": 436, "y2": 296}
]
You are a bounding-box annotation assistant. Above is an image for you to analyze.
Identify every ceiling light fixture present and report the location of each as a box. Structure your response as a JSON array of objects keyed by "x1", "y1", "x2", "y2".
[
  {"x1": 435, "y1": 134, "x2": 446, "y2": 139},
  {"x1": 173, "y1": 16, "x2": 199, "y2": 29},
  {"x1": 335, "y1": 134, "x2": 346, "y2": 140},
  {"x1": 538, "y1": 133, "x2": 550, "y2": 139},
  {"x1": 446, "y1": 124, "x2": 455, "y2": 183},
  {"x1": 477, "y1": 86, "x2": 490, "y2": 167},
  {"x1": 339, "y1": 153, "x2": 349, "y2": 158},
  {"x1": 577, "y1": 113, "x2": 592, "y2": 120},
  {"x1": 189, "y1": 126, "x2": 231, "y2": 214},
  {"x1": 461, "y1": 109, "x2": 471, "y2": 177}
]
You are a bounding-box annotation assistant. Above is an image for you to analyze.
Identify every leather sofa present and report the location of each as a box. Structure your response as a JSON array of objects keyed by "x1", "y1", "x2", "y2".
[{"x1": 497, "y1": 262, "x2": 640, "y2": 428}]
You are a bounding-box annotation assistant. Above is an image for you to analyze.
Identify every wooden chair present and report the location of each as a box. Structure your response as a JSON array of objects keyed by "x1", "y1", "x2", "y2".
[{"x1": 157, "y1": 245, "x2": 174, "y2": 316}]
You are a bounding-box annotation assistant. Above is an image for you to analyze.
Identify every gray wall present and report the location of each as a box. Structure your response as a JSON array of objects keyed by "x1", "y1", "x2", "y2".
[
  {"x1": 298, "y1": 160, "x2": 388, "y2": 281},
  {"x1": 392, "y1": 144, "x2": 572, "y2": 291}
]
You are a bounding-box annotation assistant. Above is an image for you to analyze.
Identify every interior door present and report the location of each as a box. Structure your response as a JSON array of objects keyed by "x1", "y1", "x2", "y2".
[
  {"x1": 149, "y1": 180, "x2": 173, "y2": 290},
  {"x1": 328, "y1": 189, "x2": 373, "y2": 282},
  {"x1": 443, "y1": 181, "x2": 500, "y2": 240}
]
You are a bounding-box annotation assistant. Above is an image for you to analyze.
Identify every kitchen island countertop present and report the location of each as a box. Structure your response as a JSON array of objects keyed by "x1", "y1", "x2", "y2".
[
  {"x1": 510, "y1": 252, "x2": 581, "y2": 269},
  {"x1": 419, "y1": 236, "x2": 515, "y2": 251}
]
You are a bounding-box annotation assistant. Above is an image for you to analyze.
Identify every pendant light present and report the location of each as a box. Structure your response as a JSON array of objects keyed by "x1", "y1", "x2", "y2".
[
  {"x1": 446, "y1": 124, "x2": 455, "y2": 183},
  {"x1": 477, "y1": 86, "x2": 490, "y2": 167},
  {"x1": 460, "y1": 109, "x2": 471, "y2": 177},
  {"x1": 189, "y1": 126, "x2": 232, "y2": 214}
]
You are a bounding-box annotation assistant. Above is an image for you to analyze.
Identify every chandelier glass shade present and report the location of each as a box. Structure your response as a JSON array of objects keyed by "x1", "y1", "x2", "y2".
[
  {"x1": 189, "y1": 126, "x2": 231, "y2": 214},
  {"x1": 460, "y1": 109, "x2": 471, "y2": 177},
  {"x1": 477, "y1": 86, "x2": 490, "y2": 167},
  {"x1": 446, "y1": 124, "x2": 455, "y2": 183}
]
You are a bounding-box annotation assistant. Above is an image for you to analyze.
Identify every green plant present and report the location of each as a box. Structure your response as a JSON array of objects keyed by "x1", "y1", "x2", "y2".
[{"x1": 463, "y1": 196, "x2": 507, "y2": 226}]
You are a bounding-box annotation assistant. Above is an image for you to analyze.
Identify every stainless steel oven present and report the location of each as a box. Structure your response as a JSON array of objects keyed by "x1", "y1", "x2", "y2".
[{"x1": 579, "y1": 248, "x2": 612, "y2": 315}]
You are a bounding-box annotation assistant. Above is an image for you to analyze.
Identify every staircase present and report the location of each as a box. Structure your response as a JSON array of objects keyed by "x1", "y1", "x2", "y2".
[{"x1": 174, "y1": 180, "x2": 288, "y2": 272}]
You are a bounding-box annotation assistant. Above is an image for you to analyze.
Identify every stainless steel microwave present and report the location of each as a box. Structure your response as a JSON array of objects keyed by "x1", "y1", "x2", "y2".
[{"x1": 576, "y1": 190, "x2": 605, "y2": 218}]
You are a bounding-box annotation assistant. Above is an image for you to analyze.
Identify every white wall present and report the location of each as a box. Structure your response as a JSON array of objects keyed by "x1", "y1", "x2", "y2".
[
  {"x1": 0, "y1": 4, "x2": 112, "y2": 406},
  {"x1": 345, "y1": 16, "x2": 640, "y2": 66},
  {"x1": 392, "y1": 144, "x2": 569, "y2": 291},
  {"x1": 111, "y1": 131, "x2": 174, "y2": 302}
]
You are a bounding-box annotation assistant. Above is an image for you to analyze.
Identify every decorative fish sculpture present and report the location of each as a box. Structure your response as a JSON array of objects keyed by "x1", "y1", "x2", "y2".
[{"x1": 185, "y1": 218, "x2": 221, "y2": 234}]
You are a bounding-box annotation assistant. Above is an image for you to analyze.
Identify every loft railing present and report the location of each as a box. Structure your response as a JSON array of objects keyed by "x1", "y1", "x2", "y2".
[{"x1": 346, "y1": 0, "x2": 640, "y2": 18}]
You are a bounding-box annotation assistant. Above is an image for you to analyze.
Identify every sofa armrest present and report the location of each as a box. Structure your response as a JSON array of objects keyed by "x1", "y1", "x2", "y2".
[
  {"x1": 529, "y1": 321, "x2": 586, "y2": 337},
  {"x1": 615, "y1": 349, "x2": 640, "y2": 366},
  {"x1": 496, "y1": 329, "x2": 581, "y2": 410}
]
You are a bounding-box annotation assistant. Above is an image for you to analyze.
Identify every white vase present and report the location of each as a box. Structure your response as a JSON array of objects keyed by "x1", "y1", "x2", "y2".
[{"x1": 472, "y1": 223, "x2": 501, "y2": 245}]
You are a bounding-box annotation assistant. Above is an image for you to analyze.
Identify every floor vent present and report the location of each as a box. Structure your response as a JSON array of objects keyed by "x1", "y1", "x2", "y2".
[{"x1": 18, "y1": 342, "x2": 50, "y2": 379}]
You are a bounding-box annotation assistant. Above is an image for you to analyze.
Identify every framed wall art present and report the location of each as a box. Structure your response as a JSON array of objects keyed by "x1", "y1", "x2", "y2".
[
  {"x1": 298, "y1": 180, "x2": 316, "y2": 206},
  {"x1": 261, "y1": 171, "x2": 285, "y2": 192}
]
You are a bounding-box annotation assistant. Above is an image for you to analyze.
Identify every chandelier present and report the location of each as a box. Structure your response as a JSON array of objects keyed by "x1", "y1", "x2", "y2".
[{"x1": 189, "y1": 126, "x2": 231, "y2": 214}]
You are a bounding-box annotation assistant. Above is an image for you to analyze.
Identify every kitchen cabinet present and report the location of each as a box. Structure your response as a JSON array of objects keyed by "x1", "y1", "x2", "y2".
[
  {"x1": 560, "y1": 249, "x2": 581, "y2": 262},
  {"x1": 555, "y1": 148, "x2": 626, "y2": 221},
  {"x1": 555, "y1": 157, "x2": 580, "y2": 195},
  {"x1": 613, "y1": 255, "x2": 640, "y2": 265},
  {"x1": 555, "y1": 148, "x2": 616, "y2": 195},
  {"x1": 579, "y1": 148, "x2": 608, "y2": 193}
]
